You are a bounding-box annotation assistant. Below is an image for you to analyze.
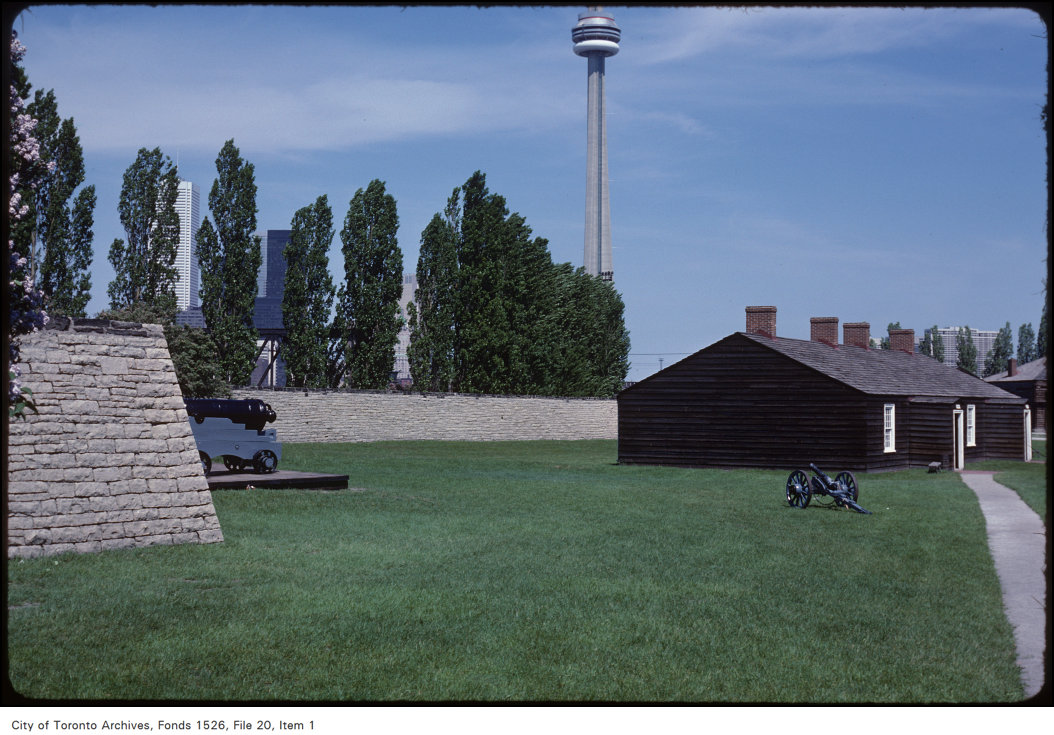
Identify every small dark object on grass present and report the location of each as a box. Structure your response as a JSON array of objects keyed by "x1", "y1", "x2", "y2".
[{"x1": 786, "y1": 463, "x2": 872, "y2": 514}]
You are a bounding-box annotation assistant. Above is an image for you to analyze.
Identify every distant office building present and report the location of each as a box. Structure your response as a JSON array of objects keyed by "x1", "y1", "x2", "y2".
[
  {"x1": 252, "y1": 230, "x2": 291, "y2": 331},
  {"x1": 245, "y1": 230, "x2": 292, "y2": 388},
  {"x1": 174, "y1": 306, "x2": 205, "y2": 328},
  {"x1": 393, "y1": 274, "x2": 418, "y2": 382},
  {"x1": 174, "y1": 180, "x2": 200, "y2": 311},
  {"x1": 928, "y1": 326, "x2": 998, "y2": 376}
]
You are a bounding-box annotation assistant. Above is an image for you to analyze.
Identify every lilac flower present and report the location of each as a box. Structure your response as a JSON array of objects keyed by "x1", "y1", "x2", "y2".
[{"x1": 8, "y1": 31, "x2": 49, "y2": 416}]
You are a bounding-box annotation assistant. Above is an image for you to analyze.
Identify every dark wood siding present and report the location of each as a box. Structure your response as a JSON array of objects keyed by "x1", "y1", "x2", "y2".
[
  {"x1": 977, "y1": 400, "x2": 1027, "y2": 461},
  {"x1": 861, "y1": 397, "x2": 911, "y2": 472},
  {"x1": 988, "y1": 379, "x2": 1046, "y2": 431},
  {"x1": 618, "y1": 333, "x2": 1027, "y2": 473},
  {"x1": 906, "y1": 398, "x2": 956, "y2": 468},
  {"x1": 618, "y1": 335, "x2": 874, "y2": 471}
]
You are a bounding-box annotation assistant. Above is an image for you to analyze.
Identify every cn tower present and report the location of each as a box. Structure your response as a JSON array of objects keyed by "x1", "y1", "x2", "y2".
[{"x1": 572, "y1": 8, "x2": 620, "y2": 282}]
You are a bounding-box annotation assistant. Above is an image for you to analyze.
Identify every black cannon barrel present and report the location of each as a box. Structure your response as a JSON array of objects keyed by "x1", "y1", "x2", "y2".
[{"x1": 184, "y1": 398, "x2": 277, "y2": 431}]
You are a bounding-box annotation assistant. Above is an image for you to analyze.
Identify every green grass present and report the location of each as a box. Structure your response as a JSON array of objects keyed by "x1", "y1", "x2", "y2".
[
  {"x1": 7, "y1": 441, "x2": 1026, "y2": 702},
  {"x1": 970, "y1": 440, "x2": 1047, "y2": 520}
]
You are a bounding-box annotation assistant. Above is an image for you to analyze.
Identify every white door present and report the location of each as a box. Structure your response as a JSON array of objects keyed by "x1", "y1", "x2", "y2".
[
  {"x1": 952, "y1": 407, "x2": 964, "y2": 470},
  {"x1": 1024, "y1": 406, "x2": 1032, "y2": 461}
]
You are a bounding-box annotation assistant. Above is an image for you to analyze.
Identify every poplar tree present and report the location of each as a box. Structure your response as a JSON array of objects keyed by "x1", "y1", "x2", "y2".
[
  {"x1": 338, "y1": 179, "x2": 403, "y2": 388},
  {"x1": 407, "y1": 170, "x2": 631, "y2": 397},
  {"x1": 407, "y1": 202, "x2": 458, "y2": 392},
  {"x1": 543, "y1": 265, "x2": 629, "y2": 396},
  {"x1": 956, "y1": 326, "x2": 978, "y2": 375},
  {"x1": 983, "y1": 322, "x2": 1014, "y2": 377},
  {"x1": 1038, "y1": 287, "x2": 1048, "y2": 360},
  {"x1": 282, "y1": 195, "x2": 335, "y2": 388},
  {"x1": 919, "y1": 329, "x2": 934, "y2": 358},
  {"x1": 15, "y1": 88, "x2": 96, "y2": 316},
  {"x1": 505, "y1": 214, "x2": 560, "y2": 394},
  {"x1": 454, "y1": 171, "x2": 514, "y2": 394},
  {"x1": 1017, "y1": 323, "x2": 1036, "y2": 364},
  {"x1": 107, "y1": 147, "x2": 180, "y2": 317},
  {"x1": 197, "y1": 139, "x2": 263, "y2": 385},
  {"x1": 930, "y1": 325, "x2": 945, "y2": 363},
  {"x1": 585, "y1": 274, "x2": 631, "y2": 395},
  {"x1": 880, "y1": 322, "x2": 901, "y2": 350}
]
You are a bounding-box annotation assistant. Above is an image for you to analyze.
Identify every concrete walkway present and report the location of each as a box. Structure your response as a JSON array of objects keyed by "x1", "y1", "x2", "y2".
[{"x1": 959, "y1": 471, "x2": 1047, "y2": 700}]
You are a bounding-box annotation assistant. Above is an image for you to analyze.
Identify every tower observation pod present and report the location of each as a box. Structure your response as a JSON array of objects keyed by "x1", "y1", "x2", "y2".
[{"x1": 572, "y1": 8, "x2": 620, "y2": 282}]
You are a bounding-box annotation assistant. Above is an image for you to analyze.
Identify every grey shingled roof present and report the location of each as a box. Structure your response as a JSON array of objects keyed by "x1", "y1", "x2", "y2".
[
  {"x1": 985, "y1": 357, "x2": 1047, "y2": 383},
  {"x1": 739, "y1": 331, "x2": 1023, "y2": 400}
]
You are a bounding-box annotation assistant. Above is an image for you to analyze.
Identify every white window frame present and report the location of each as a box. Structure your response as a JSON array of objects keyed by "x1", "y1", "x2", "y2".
[
  {"x1": 883, "y1": 403, "x2": 896, "y2": 453},
  {"x1": 966, "y1": 404, "x2": 976, "y2": 447}
]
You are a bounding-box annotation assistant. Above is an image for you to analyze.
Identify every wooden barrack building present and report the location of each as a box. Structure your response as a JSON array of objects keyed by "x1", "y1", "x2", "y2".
[{"x1": 618, "y1": 307, "x2": 1032, "y2": 473}]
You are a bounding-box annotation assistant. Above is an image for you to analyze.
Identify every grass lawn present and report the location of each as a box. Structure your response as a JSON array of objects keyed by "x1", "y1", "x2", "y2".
[
  {"x1": 7, "y1": 441, "x2": 1027, "y2": 702},
  {"x1": 971, "y1": 440, "x2": 1047, "y2": 519}
]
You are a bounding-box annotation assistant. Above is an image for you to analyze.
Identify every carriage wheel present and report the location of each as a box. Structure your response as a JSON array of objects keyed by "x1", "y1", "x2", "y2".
[
  {"x1": 835, "y1": 471, "x2": 859, "y2": 502},
  {"x1": 223, "y1": 455, "x2": 246, "y2": 472},
  {"x1": 199, "y1": 451, "x2": 212, "y2": 476},
  {"x1": 253, "y1": 449, "x2": 278, "y2": 474},
  {"x1": 786, "y1": 469, "x2": 811, "y2": 509}
]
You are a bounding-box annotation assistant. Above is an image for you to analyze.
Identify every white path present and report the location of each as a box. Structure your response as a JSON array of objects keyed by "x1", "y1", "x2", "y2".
[{"x1": 959, "y1": 471, "x2": 1047, "y2": 700}]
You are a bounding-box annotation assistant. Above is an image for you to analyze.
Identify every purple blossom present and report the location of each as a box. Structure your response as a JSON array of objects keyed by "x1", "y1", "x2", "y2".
[{"x1": 8, "y1": 31, "x2": 49, "y2": 416}]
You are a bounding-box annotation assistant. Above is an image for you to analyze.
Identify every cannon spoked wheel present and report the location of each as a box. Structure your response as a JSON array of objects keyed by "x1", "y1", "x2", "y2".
[
  {"x1": 786, "y1": 469, "x2": 811, "y2": 509},
  {"x1": 253, "y1": 449, "x2": 278, "y2": 474},
  {"x1": 199, "y1": 451, "x2": 212, "y2": 476},
  {"x1": 834, "y1": 471, "x2": 859, "y2": 505},
  {"x1": 223, "y1": 455, "x2": 247, "y2": 472}
]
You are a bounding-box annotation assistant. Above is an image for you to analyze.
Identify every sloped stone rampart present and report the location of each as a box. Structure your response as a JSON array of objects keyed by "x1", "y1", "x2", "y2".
[
  {"x1": 7, "y1": 318, "x2": 223, "y2": 558},
  {"x1": 230, "y1": 388, "x2": 616, "y2": 444}
]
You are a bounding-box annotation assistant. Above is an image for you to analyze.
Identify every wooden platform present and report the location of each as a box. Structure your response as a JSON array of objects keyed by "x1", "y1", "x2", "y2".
[{"x1": 205, "y1": 469, "x2": 349, "y2": 491}]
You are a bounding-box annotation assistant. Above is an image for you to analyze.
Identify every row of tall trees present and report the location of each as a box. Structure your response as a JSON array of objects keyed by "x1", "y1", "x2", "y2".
[
  {"x1": 279, "y1": 180, "x2": 404, "y2": 389},
  {"x1": 914, "y1": 315, "x2": 1046, "y2": 377},
  {"x1": 980, "y1": 320, "x2": 1046, "y2": 377},
  {"x1": 9, "y1": 52, "x2": 627, "y2": 400},
  {"x1": 407, "y1": 171, "x2": 629, "y2": 397}
]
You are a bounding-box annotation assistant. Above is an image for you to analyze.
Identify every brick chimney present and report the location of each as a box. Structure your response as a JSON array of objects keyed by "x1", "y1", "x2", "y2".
[
  {"x1": 889, "y1": 328, "x2": 915, "y2": 354},
  {"x1": 844, "y1": 322, "x2": 870, "y2": 349},
  {"x1": 810, "y1": 317, "x2": 838, "y2": 346},
  {"x1": 1008, "y1": 358, "x2": 1018, "y2": 377},
  {"x1": 745, "y1": 306, "x2": 777, "y2": 337}
]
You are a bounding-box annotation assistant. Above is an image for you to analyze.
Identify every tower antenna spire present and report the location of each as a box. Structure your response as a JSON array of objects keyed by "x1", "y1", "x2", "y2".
[{"x1": 572, "y1": 7, "x2": 620, "y2": 283}]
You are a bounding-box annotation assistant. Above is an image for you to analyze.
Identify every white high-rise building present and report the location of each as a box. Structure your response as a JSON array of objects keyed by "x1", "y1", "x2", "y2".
[
  {"x1": 929, "y1": 326, "x2": 999, "y2": 376},
  {"x1": 394, "y1": 274, "x2": 418, "y2": 382},
  {"x1": 174, "y1": 180, "x2": 200, "y2": 310}
]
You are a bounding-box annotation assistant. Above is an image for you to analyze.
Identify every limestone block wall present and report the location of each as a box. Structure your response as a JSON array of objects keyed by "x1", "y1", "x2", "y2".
[
  {"x1": 230, "y1": 388, "x2": 617, "y2": 444},
  {"x1": 7, "y1": 318, "x2": 223, "y2": 559}
]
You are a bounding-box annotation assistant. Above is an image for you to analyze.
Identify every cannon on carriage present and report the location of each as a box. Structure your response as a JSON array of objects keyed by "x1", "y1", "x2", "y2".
[
  {"x1": 785, "y1": 463, "x2": 872, "y2": 514},
  {"x1": 184, "y1": 398, "x2": 281, "y2": 476}
]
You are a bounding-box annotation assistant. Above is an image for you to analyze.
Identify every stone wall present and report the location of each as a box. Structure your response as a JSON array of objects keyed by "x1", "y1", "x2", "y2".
[
  {"x1": 7, "y1": 318, "x2": 223, "y2": 558},
  {"x1": 230, "y1": 388, "x2": 617, "y2": 444}
]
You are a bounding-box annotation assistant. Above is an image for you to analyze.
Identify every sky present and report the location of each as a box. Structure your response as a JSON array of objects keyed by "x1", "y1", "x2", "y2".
[{"x1": 10, "y1": 3, "x2": 1049, "y2": 382}]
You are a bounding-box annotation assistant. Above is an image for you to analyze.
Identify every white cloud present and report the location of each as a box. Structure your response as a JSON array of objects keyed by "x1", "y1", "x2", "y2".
[
  {"x1": 631, "y1": 6, "x2": 1041, "y2": 64},
  {"x1": 18, "y1": 5, "x2": 579, "y2": 155}
]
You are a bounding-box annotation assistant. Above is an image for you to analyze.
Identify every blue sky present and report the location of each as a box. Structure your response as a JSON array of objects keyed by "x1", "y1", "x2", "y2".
[{"x1": 12, "y1": 3, "x2": 1048, "y2": 382}]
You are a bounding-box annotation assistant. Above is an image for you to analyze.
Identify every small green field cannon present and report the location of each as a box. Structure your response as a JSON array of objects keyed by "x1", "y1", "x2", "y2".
[{"x1": 785, "y1": 463, "x2": 871, "y2": 514}]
